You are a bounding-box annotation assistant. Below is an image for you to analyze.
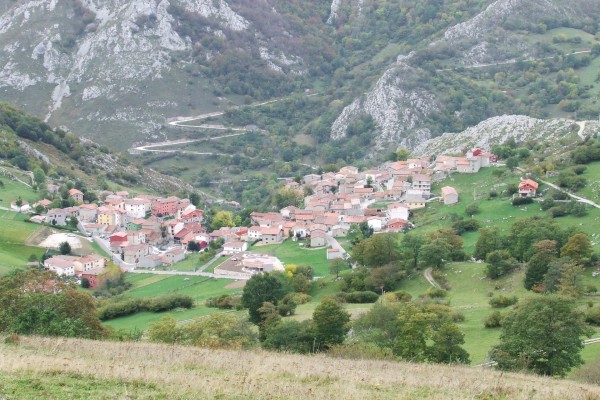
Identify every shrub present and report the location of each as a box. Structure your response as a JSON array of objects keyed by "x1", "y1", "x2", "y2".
[
  {"x1": 489, "y1": 295, "x2": 518, "y2": 308},
  {"x1": 548, "y1": 205, "x2": 568, "y2": 218},
  {"x1": 451, "y1": 311, "x2": 466, "y2": 322},
  {"x1": 511, "y1": 197, "x2": 533, "y2": 206},
  {"x1": 585, "y1": 307, "x2": 600, "y2": 325},
  {"x1": 98, "y1": 294, "x2": 194, "y2": 320},
  {"x1": 425, "y1": 287, "x2": 448, "y2": 298},
  {"x1": 205, "y1": 294, "x2": 243, "y2": 309},
  {"x1": 338, "y1": 291, "x2": 379, "y2": 303},
  {"x1": 282, "y1": 292, "x2": 311, "y2": 305},
  {"x1": 484, "y1": 311, "x2": 503, "y2": 328},
  {"x1": 392, "y1": 290, "x2": 412, "y2": 302},
  {"x1": 452, "y1": 219, "x2": 480, "y2": 235},
  {"x1": 465, "y1": 203, "x2": 480, "y2": 216},
  {"x1": 585, "y1": 285, "x2": 598, "y2": 294}
]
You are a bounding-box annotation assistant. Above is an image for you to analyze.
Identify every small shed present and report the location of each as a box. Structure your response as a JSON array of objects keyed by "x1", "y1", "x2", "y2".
[{"x1": 441, "y1": 186, "x2": 458, "y2": 205}]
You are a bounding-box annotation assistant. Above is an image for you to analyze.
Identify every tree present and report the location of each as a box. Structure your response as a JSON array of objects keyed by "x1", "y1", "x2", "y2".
[
  {"x1": 59, "y1": 241, "x2": 72, "y2": 255},
  {"x1": 312, "y1": 297, "x2": 350, "y2": 350},
  {"x1": 273, "y1": 187, "x2": 303, "y2": 209},
  {"x1": 0, "y1": 269, "x2": 106, "y2": 338},
  {"x1": 241, "y1": 273, "x2": 290, "y2": 324},
  {"x1": 262, "y1": 319, "x2": 314, "y2": 353},
  {"x1": 68, "y1": 216, "x2": 78, "y2": 228},
  {"x1": 396, "y1": 147, "x2": 411, "y2": 161},
  {"x1": 211, "y1": 210, "x2": 235, "y2": 231},
  {"x1": 525, "y1": 240, "x2": 558, "y2": 290},
  {"x1": 352, "y1": 233, "x2": 401, "y2": 267},
  {"x1": 353, "y1": 302, "x2": 470, "y2": 364},
  {"x1": 401, "y1": 233, "x2": 424, "y2": 270},
  {"x1": 185, "y1": 312, "x2": 257, "y2": 349},
  {"x1": 473, "y1": 228, "x2": 503, "y2": 260},
  {"x1": 359, "y1": 222, "x2": 374, "y2": 239},
  {"x1": 465, "y1": 203, "x2": 480, "y2": 216},
  {"x1": 420, "y1": 239, "x2": 453, "y2": 269},
  {"x1": 490, "y1": 296, "x2": 592, "y2": 377},
  {"x1": 506, "y1": 156, "x2": 519, "y2": 169},
  {"x1": 347, "y1": 223, "x2": 364, "y2": 245},
  {"x1": 33, "y1": 167, "x2": 46, "y2": 188},
  {"x1": 485, "y1": 250, "x2": 517, "y2": 279},
  {"x1": 15, "y1": 196, "x2": 23, "y2": 212},
  {"x1": 187, "y1": 241, "x2": 201, "y2": 252},
  {"x1": 329, "y1": 258, "x2": 347, "y2": 279},
  {"x1": 561, "y1": 233, "x2": 593, "y2": 264}
]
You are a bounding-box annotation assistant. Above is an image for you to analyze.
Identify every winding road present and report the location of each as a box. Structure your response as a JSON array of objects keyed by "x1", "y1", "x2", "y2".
[{"x1": 130, "y1": 93, "x2": 319, "y2": 156}]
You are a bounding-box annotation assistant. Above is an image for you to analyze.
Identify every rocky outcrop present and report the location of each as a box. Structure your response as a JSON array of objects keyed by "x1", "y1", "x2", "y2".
[
  {"x1": 329, "y1": 0, "x2": 600, "y2": 153},
  {"x1": 413, "y1": 115, "x2": 596, "y2": 156},
  {"x1": 331, "y1": 55, "x2": 438, "y2": 151}
]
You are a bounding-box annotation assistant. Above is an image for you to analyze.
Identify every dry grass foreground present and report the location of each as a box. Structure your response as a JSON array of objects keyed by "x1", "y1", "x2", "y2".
[{"x1": 1, "y1": 336, "x2": 600, "y2": 400}]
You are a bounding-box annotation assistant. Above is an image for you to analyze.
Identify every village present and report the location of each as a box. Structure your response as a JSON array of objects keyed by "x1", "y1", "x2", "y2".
[{"x1": 18, "y1": 147, "x2": 543, "y2": 288}]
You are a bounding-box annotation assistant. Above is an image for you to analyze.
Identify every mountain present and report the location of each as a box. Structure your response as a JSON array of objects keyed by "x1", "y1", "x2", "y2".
[
  {"x1": 1, "y1": 0, "x2": 599, "y2": 177},
  {"x1": 331, "y1": 0, "x2": 600, "y2": 151},
  {"x1": 0, "y1": 0, "x2": 334, "y2": 148}
]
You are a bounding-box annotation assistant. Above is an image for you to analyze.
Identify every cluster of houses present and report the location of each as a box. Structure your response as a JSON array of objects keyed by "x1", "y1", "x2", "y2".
[
  {"x1": 31, "y1": 147, "x2": 510, "y2": 279},
  {"x1": 35, "y1": 191, "x2": 203, "y2": 269},
  {"x1": 43, "y1": 254, "x2": 107, "y2": 289}
]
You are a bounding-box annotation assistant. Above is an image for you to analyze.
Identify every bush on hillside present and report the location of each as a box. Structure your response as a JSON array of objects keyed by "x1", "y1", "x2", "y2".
[
  {"x1": 484, "y1": 311, "x2": 503, "y2": 328},
  {"x1": 337, "y1": 291, "x2": 379, "y2": 303},
  {"x1": 489, "y1": 295, "x2": 518, "y2": 308},
  {"x1": 511, "y1": 197, "x2": 533, "y2": 206},
  {"x1": 98, "y1": 294, "x2": 194, "y2": 320},
  {"x1": 585, "y1": 307, "x2": 600, "y2": 326}
]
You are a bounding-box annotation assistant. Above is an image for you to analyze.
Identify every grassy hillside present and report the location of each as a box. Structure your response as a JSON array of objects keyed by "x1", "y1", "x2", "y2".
[
  {"x1": 0, "y1": 210, "x2": 44, "y2": 275},
  {"x1": 1, "y1": 336, "x2": 599, "y2": 400}
]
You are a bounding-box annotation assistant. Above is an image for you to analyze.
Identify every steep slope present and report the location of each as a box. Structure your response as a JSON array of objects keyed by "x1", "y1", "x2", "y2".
[
  {"x1": 1, "y1": 336, "x2": 599, "y2": 399},
  {"x1": 0, "y1": 103, "x2": 192, "y2": 194},
  {"x1": 331, "y1": 0, "x2": 600, "y2": 152},
  {"x1": 0, "y1": 0, "x2": 332, "y2": 147}
]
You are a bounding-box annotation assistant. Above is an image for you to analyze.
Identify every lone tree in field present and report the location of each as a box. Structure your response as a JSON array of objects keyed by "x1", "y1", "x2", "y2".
[
  {"x1": 490, "y1": 296, "x2": 592, "y2": 377},
  {"x1": 312, "y1": 296, "x2": 350, "y2": 350}
]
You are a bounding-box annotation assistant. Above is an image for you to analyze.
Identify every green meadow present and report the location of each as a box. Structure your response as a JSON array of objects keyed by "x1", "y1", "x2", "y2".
[{"x1": 0, "y1": 210, "x2": 44, "y2": 275}]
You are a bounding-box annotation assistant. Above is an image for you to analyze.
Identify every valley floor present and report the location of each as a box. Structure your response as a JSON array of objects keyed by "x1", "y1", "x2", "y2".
[{"x1": 1, "y1": 336, "x2": 599, "y2": 400}]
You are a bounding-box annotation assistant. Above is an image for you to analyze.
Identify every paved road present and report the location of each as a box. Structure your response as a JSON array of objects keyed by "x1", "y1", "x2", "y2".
[{"x1": 326, "y1": 233, "x2": 347, "y2": 257}]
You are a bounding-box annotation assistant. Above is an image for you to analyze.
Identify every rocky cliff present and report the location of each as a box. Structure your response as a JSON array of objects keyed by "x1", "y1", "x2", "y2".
[
  {"x1": 0, "y1": 0, "x2": 315, "y2": 147},
  {"x1": 330, "y1": 0, "x2": 600, "y2": 152}
]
